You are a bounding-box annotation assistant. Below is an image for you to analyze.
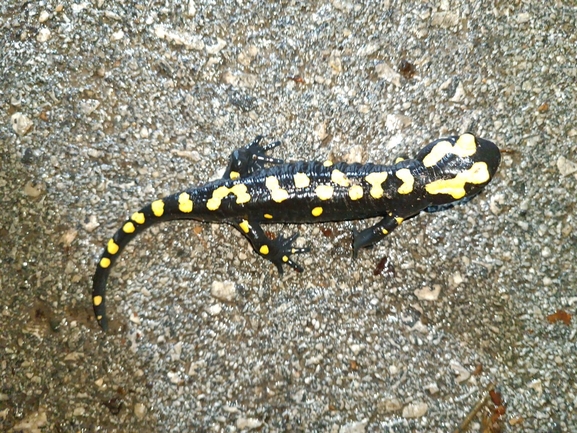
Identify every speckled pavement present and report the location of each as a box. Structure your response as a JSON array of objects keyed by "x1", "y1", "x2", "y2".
[{"x1": 1, "y1": 1, "x2": 576, "y2": 432}]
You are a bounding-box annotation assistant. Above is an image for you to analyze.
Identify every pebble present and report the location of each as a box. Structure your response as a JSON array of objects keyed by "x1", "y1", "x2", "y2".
[
  {"x1": 211, "y1": 281, "x2": 236, "y2": 302},
  {"x1": 11, "y1": 112, "x2": 33, "y2": 136},
  {"x1": 414, "y1": 285, "x2": 441, "y2": 301},
  {"x1": 236, "y1": 417, "x2": 263, "y2": 430},
  {"x1": 402, "y1": 402, "x2": 428, "y2": 418},
  {"x1": 375, "y1": 62, "x2": 401, "y2": 87},
  {"x1": 134, "y1": 403, "x2": 146, "y2": 419},
  {"x1": 37, "y1": 28, "x2": 51, "y2": 42},
  {"x1": 339, "y1": 419, "x2": 368, "y2": 433},
  {"x1": 557, "y1": 156, "x2": 577, "y2": 176}
]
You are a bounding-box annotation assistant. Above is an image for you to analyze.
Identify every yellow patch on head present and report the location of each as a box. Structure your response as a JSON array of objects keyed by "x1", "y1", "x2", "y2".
[
  {"x1": 266, "y1": 176, "x2": 289, "y2": 203},
  {"x1": 395, "y1": 217, "x2": 404, "y2": 225},
  {"x1": 311, "y1": 206, "x2": 323, "y2": 217},
  {"x1": 422, "y1": 134, "x2": 477, "y2": 167},
  {"x1": 331, "y1": 169, "x2": 350, "y2": 187},
  {"x1": 315, "y1": 184, "x2": 334, "y2": 200},
  {"x1": 131, "y1": 212, "x2": 145, "y2": 225},
  {"x1": 122, "y1": 222, "x2": 136, "y2": 234},
  {"x1": 93, "y1": 296, "x2": 102, "y2": 306},
  {"x1": 293, "y1": 172, "x2": 311, "y2": 189},
  {"x1": 151, "y1": 200, "x2": 165, "y2": 217},
  {"x1": 396, "y1": 168, "x2": 415, "y2": 195},
  {"x1": 107, "y1": 239, "x2": 119, "y2": 255},
  {"x1": 264, "y1": 213, "x2": 273, "y2": 219},
  {"x1": 282, "y1": 255, "x2": 289, "y2": 262},
  {"x1": 229, "y1": 171, "x2": 240, "y2": 180},
  {"x1": 239, "y1": 220, "x2": 250, "y2": 233},
  {"x1": 381, "y1": 228, "x2": 389, "y2": 235},
  {"x1": 425, "y1": 161, "x2": 490, "y2": 199},
  {"x1": 348, "y1": 184, "x2": 363, "y2": 201},
  {"x1": 178, "y1": 192, "x2": 194, "y2": 213},
  {"x1": 323, "y1": 160, "x2": 333, "y2": 167},
  {"x1": 99, "y1": 257, "x2": 111, "y2": 268},
  {"x1": 259, "y1": 245, "x2": 269, "y2": 255},
  {"x1": 97, "y1": 315, "x2": 103, "y2": 320},
  {"x1": 206, "y1": 184, "x2": 251, "y2": 210},
  {"x1": 365, "y1": 172, "x2": 389, "y2": 199}
]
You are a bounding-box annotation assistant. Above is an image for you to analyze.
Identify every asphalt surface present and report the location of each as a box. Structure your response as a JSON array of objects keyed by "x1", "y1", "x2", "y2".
[{"x1": 1, "y1": 1, "x2": 576, "y2": 432}]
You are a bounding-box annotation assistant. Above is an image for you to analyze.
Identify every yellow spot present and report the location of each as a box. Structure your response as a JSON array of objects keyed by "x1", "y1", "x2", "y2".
[
  {"x1": 323, "y1": 160, "x2": 333, "y2": 167},
  {"x1": 348, "y1": 184, "x2": 363, "y2": 200},
  {"x1": 99, "y1": 257, "x2": 111, "y2": 268},
  {"x1": 311, "y1": 207, "x2": 323, "y2": 217},
  {"x1": 396, "y1": 168, "x2": 415, "y2": 195},
  {"x1": 259, "y1": 245, "x2": 269, "y2": 255},
  {"x1": 294, "y1": 172, "x2": 311, "y2": 188},
  {"x1": 123, "y1": 222, "x2": 135, "y2": 234},
  {"x1": 230, "y1": 171, "x2": 240, "y2": 180},
  {"x1": 381, "y1": 228, "x2": 389, "y2": 235},
  {"x1": 422, "y1": 134, "x2": 477, "y2": 167},
  {"x1": 93, "y1": 296, "x2": 102, "y2": 306},
  {"x1": 365, "y1": 172, "x2": 389, "y2": 199},
  {"x1": 425, "y1": 161, "x2": 490, "y2": 199},
  {"x1": 315, "y1": 184, "x2": 334, "y2": 200},
  {"x1": 206, "y1": 184, "x2": 251, "y2": 210},
  {"x1": 231, "y1": 184, "x2": 251, "y2": 204},
  {"x1": 264, "y1": 213, "x2": 273, "y2": 219},
  {"x1": 394, "y1": 157, "x2": 405, "y2": 164},
  {"x1": 151, "y1": 200, "x2": 165, "y2": 217},
  {"x1": 395, "y1": 217, "x2": 404, "y2": 225},
  {"x1": 131, "y1": 212, "x2": 145, "y2": 225},
  {"x1": 331, "y1": 169, "x2": 350, "y2": 187},
  {"x1": 107, "y1": 239, "x2": 119, "y2": 255},
  {"x1": 178, "y1": 192, "x2": 193, "y2": 213},
  {"x1": 97, "y1": 315, "x2": 103, "y2": 320},
  {"x1": 282, "y1": 255, "x2": 289, "y2": 262},
  {"x1": 239, "y1": 220, "x2": 250, "y2": 233},
  {"x1": 265, "y1": 176, "x2": 289, "y2": 203}
]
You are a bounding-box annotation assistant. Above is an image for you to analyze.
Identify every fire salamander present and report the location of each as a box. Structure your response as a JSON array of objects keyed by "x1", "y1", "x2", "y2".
[{"x1": 92, "y1": 133, "x2": 500, "y2": 331}]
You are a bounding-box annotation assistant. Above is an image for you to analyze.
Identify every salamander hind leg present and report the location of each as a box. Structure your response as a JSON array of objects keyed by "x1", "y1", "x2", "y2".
[
  {"x1": 352, "y1": 215, "x2": 403, "y2": 258},
  {"x1": 224, "y1": 135, "x2": 284, "y2": 180},
  {"x1": 233, "y1": 220, "x2": 309, "y2": 274}
]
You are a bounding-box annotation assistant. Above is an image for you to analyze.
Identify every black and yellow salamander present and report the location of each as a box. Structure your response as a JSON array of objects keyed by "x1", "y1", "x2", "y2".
[{"x1": 92, "y1": 133, "x2": 500, "y2": 330}]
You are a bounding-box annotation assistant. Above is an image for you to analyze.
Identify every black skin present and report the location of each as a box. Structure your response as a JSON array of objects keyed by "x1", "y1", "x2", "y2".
[{"x1": 92, "y1": 134, "x2": 501, "y2": 331}]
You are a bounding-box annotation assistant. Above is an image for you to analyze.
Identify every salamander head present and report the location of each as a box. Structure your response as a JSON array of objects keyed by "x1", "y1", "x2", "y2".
[{"x1": 415, "y1": 133, "x2": 501, "y2": 206}]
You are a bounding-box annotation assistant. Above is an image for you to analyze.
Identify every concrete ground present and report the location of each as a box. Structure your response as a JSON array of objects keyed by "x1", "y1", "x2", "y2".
[{"x1": 1, "y1": 1, "x2": 576, "y2": 432}]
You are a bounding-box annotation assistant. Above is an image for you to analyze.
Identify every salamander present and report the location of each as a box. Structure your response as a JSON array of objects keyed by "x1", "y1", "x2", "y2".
[{"x1": 92, "y1": 133, "x2": 501, "y2": 331}]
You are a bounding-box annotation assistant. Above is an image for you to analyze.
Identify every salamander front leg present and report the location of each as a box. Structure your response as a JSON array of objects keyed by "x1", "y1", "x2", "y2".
[
  {"x1": 232, "y1": 219, "x2": 309, "y2": 274},
  {"x1": 224, "y1": 135, "x2": 284, "y2": 180},
  {"x1": 352, "y1": 215, "x2": 404, "y2": 258}
]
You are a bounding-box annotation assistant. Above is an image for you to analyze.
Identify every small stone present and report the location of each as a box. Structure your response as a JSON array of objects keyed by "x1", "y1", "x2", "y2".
[
  {"x1": 60, "y1": 229, "x2": 78, "y2": 247},
  {"x1": 375, "y1": 62, "x2": 401, "y2": 87},
  {"x1": 557, "y1": 156, "x2": 577, "y2": 176},
  {"x1": 11, "y1": 112, "x2": 33, "y2": 136},
  {"x1": 140, "y1": 126, "x2": 150, "y2": 138},
  {"x1": 450, "y1": 360, "x2": 471, "y2": 383},
  {"x1": 134, "y1": 403, "x2": 146, "y2": 419},
  {"x1": 236, "y1": 417, "x2": 263, "y2": 430},
  {"x1": 83, "y1": 215, "x2": 100, "y2": 232},
  {"x1": 80, "y1": 99, "x2": 100, "y2": 115},
  {"x1": 402, "y1": 402, "x2": 428, "y2": 418},
  {"x1": 349, "y1": 343, "x2": 363, "y2": 355},
  {"x1": 211, "y1": 281, "x2": 236, "y2": 302},
  {"x1": 414, "y1": 285, "x2": 441, "y2": 301},
  {"x1": 23, "y1": 180, "x2": 44, "y2": 198},
  {"x1": 450, "y1": 81, "x2": 466, "y2": 102},
  {"x1": 385, "y1": 113, "x2": 411, "y2": 132},
  {"x1": 517, "y1": 12, "x2": 531, "y2": 23},
  {"x1": 37, "y1": 28, "x2": 51, "y2": 42},
  {"x1": 207, "y1": 304, "x2": 222, "y2": 315},
  {"x1": 111, "y1": 30, "x2": 124, "y2": 41},
  {"x1": 39, "y1": 11, "x2": 50, "y2": 22},
  {"x1": 206, "y1": 37, "x2": 227, "y2": 55},
  {"x1": 315, "y1": 121, "x2": 328, "y2": 141},
  {"x1": 339, "y1": 419, "x2": 368, "y2": 433}
]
